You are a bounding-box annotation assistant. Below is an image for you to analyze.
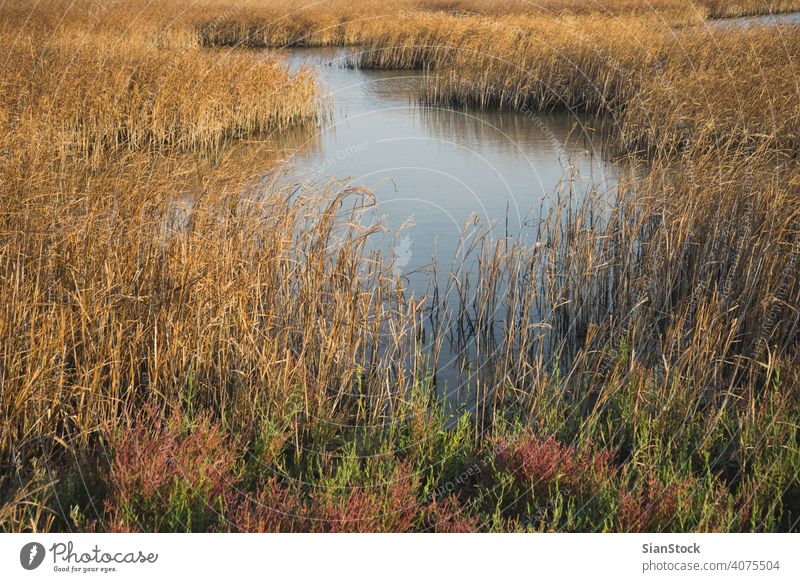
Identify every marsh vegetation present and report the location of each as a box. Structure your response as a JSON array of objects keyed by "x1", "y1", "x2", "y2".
[{"x1": 1, "y1": 0, "x2": 798, "y2": 532}]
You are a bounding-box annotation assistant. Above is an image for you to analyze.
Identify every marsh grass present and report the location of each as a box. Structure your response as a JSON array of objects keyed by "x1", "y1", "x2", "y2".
[
  {"x1": 701, "y1": 1, "x2": 800, "y2": 18},
  {"x1": 3, "y1": 149, "x2": 797, "y2": 531},
  {"x1": 1, "y1": 0, "x2": 799, "y2": 532},
  {"x1": 350, "y1": 12, "x2": 800, "y2": 157},
  {"x1": 1, "y1": 38, "x2": 319, "y2": 164}
]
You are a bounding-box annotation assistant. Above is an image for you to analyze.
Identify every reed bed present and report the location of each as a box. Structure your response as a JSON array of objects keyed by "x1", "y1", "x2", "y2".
[
  {"x1": 620, "y1": 26, "x2": 800, "y2": 155},
  {"x1": 360, "y1": 13, "x2": 663, "y2": 110},
  {"x1": 0, "y1": 153, "x2": 413, "y2": 466},
  {"x1": 186, "y1": 0, "x2": 800, "y2": 50},
  {"x1": 191, "y1": 1, "x2": 707, "y2": 50},
  {"x1": 1, "y1": 0, "x2": 799, "y2": 533},
  {"x1": 0, "y1": 36, "x2": 319, "y2": 164},
  {"x1": 417, "y1": 0, "x2": 800, "y2": 19},
  {"x1": 348, "y1": 11, "x2": 800, "y2": 156},
  {"x1": 701, "y1": 0, "x2": 800, "y2": 18},
  {"x1": 3, "y1": 148, "x2": 797, "y2": 532},
  {"x1": 5, "y1": 0, "x2": 797, "y2": 54}
]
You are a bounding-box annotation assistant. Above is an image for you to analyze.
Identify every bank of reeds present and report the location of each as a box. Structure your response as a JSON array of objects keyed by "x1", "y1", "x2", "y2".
[
  {"x1": 701, "y1": 0, "x2": 800, "y2": 18},
  {"x1": 0, "y1": 36, "x2": 319, "y2": 164},
  {"x1": 1, "y1": 0, "x2": 799, "y2": 533},
  {"x1": 348, "y1": 11, "x2": 800, "y2": 156},
  {"x1": 3, "y1": 150, "x2": 797, "y2": 532},
  {"x1": 620, "y1": 25, "x2": 800, "y2": 155}
]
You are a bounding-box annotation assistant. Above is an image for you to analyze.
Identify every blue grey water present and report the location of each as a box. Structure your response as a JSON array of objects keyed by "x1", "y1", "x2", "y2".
[
  {"x1": 276, "y1": 48, "x2": 618, "y2": 291},
  {"x1": 258, "y1": 11, "x2": 800, "y2": 412},
  {"x1": 705, "y1": 11, "x2": 800, "y2": 28},
  {"x1": 265, "y1": 47, "x2": 622, "y2": 406}
]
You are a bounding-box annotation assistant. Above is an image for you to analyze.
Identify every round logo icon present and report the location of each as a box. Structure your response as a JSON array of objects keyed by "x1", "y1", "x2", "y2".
[{"x1": 20, "y1": 542, "x2": 46, "y2": 570}]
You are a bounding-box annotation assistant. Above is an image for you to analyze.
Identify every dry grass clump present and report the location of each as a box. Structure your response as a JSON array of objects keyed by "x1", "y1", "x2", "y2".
[
  {"x1": 426, "y1": 155, "x2": 800, "y2": 425},
  {"x1": 436, "y1": 155, "x2": 800, "y2": 530},
  {"x1": 700, "y1": 0, "x2": 800, "y2": 18},
  {"x1": 417, "y1": 0, "x2": 706, "y2": 21},
  {"x1": 5, "y1": 0, "x2": 795, "y2": 56},
  {"x1": 0, "y1": 139, "x2": 433, "y2": 533},
  {"x1": 401, "y1": 13, "x2": 664, "y2": 111},
  {"x1": 192, "y1": 1, "x2": 705, "y2": 50},
  {"x1": 0, "y1": 152, "x2": 416, "y2": 467},
  {"x1": 181, "y1": 0, "x2": 800, "y2": 51},
  {"x1": 193, "y1": 6, "x2": 352, "y2": 48},
  {"x1": 621, "y1": 25, "x2": 800, "y2": 155},
  {"x1": 0, "y1": 0, "x2": 198, "y2": 50},
  {"x1": 395, "y1": 11, "x2": 800, "y2": 156},
  {"x1": 0, "y1": 33, "x2": 319, "y2": 163}
]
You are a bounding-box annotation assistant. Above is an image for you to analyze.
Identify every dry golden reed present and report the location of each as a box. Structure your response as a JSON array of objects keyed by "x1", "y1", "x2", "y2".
[
  {"x1": 1, "y1": 41, "x2": 319, "y2": 163},
  {"x1": 1, "y1": 0, "x2": 799, "y2": 532},
  {"x1": 349, "y1": 10, "x2": 800, "y2": 155}
]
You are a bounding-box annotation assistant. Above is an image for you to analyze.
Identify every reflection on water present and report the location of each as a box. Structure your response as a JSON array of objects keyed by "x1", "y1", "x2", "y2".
[
  {"x1": 266, "y1": 47, "x2": 624, "y2": 409},
  {"x1": 705, "y1": 12, "x2": 800, "y2": 28},
  {"x1": 273, "y1": 47, "x2": 618, "y2": 286}
]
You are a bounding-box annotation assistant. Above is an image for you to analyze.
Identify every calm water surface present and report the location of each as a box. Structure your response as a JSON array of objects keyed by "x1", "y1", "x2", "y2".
[
  {"x1": 276, "y1": 48, "x2": 619, "y2": 290},
  {"x1": 706, "y1": 11, "x2": 800, "y2": 28},
  {"x1": 269, "y1": 47, "x2": 622, "y2": 406},
  {"x1": 262, "y1": 18, "x2": 794, "y2": 405}
]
